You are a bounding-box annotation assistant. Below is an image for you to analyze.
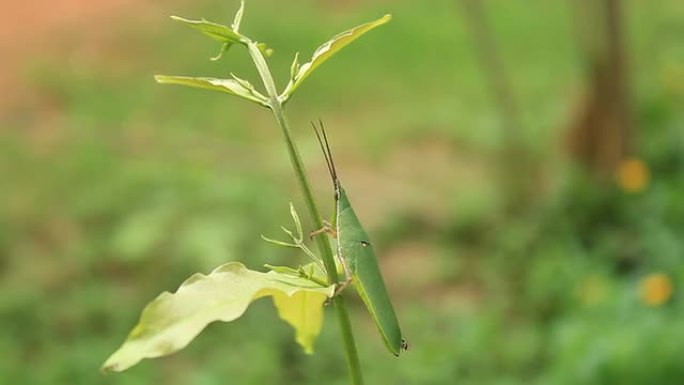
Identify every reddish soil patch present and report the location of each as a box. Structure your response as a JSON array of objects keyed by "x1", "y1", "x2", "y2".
[{"x1": 0, "y1": 0, "x2": 152, "y2": 112}]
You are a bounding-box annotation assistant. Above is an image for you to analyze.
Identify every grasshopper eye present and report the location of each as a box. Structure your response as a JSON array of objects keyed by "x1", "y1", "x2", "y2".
[{"x1": 360, "y1": 241, "x2": 371, "y2": 248}]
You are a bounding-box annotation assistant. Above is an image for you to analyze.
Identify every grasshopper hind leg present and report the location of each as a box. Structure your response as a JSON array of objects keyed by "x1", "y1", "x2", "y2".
[
  {"x1": 333, "y1": 276, "x2": 352, "y2": 297},
  {"x1": 330, "y1": 252, "x2": 352, "y2": 297}
]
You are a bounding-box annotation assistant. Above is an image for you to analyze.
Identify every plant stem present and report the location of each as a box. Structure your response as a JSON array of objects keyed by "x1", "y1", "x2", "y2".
[
  {"x1": 247, "y1": 41, "x2": 364, "y2": 385},
  {"x1": 333, "y1": 296, "x2": 364, "y2": 384}
]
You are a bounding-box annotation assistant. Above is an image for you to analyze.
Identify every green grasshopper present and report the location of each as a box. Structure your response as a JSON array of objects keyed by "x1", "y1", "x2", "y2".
[{"x1": 311, "y1": 121, "x2": 409, "y2": 356}]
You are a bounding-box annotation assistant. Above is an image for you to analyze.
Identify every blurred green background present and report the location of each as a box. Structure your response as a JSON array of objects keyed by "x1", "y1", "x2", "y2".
[{"x1": 1, "y1": 0, "x2": 683, "y2": 384}]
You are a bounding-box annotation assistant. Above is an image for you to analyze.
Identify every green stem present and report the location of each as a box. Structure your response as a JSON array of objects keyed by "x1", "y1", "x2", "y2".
[
  {"x1": 247, "y1": 41, "x2": 364, "y2": 385},
  {"x1": 334, "y1": 296, "x2": 364, "y2": 384}
]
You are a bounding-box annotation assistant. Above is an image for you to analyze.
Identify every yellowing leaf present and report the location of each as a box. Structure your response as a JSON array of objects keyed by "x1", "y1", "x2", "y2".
[
  {"x1": 273, "y1": 291, "x2": 324, "y2": 354},
  {"x1": 280, "y1": 14, "x2": 391, "y2": 103},
  {"x1": 102, "y1": 262, "x2": 334, "y2": 372},
  {"x1": 154, "y1": 75, "x2": 270, "y2": 107},
  {"x1": 266, "y1": 263, "x2": 330, "y2": 354}
]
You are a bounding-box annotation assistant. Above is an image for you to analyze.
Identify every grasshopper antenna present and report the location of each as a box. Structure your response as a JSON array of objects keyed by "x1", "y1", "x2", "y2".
[{"x1": 312, "y1": 119, "x2": 339, "y2": 187}]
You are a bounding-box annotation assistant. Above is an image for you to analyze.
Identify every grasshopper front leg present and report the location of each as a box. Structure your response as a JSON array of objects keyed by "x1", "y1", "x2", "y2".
[
  {"x1": 309, "y1": 220, "x2": 337, "y2": 239},
  {"x1": 310, "y1": 222, "x2": 351, "y2": 296}
]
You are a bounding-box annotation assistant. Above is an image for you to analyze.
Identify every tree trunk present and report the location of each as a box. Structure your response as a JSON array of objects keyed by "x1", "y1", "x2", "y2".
[{"x1": 566, "y1": 0, "x2": 633, "y2": 178}]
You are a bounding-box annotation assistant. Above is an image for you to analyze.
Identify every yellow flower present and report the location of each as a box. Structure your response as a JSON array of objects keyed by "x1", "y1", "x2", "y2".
[
  {"x1": 616, "y1": 158, "x2": 649, "y2": 193},
  {"x1": 639, "y1": 273, "x2": 673, "y2": 306}
]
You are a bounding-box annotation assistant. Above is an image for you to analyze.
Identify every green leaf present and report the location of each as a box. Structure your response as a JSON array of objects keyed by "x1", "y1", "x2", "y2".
[
  {"x1": 171, "y1": 14, "x2": 249, "y2": 61},
  {"x1": 102, "y1": 262, "x2": 334, "y2": 372},
  {"x1": 289, "y1": 201, "x2": 303, "y2": 239},
  {"x1": 231, "y1": 0, "x2": 245, "y2": 32},
  {"x1": 170, "y1": 10, "x2": 272, "y2": 62},
  {"x1": 170, "y1": 15, "x2": 247, "y2": 45},
  {"x1": 210, "y1": 43, "x2": 230, "y2": 61},
  {"x1": 264, "y1": 264, "x2": 301, "y2": 275},
  {"x1": 260, "y1": 234, "x2": 298, "y2": 248},
  {"x1": 280, "y1": 14, "x2": 391, "y2": 103},
  {"x1": 257, "y1": 42, "x2": 274, "y2": 57},
  {"x1": 209, "y1": 0, "x2": 245, "y2": 61},
  {"x1": 154, "y1": 75, "x2": 270, "y2": 107},
  {"x1": 265, "y1": 262, "x2": 330, "y2": 289},
  {"x1": 289, "y1": 52, "x2": 301, "y2": 84}
]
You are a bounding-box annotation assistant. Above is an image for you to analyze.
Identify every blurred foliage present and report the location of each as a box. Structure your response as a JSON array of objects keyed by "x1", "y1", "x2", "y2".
[{"x1": 1, "y1": 0, "x2": 683, "y2": 384}]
